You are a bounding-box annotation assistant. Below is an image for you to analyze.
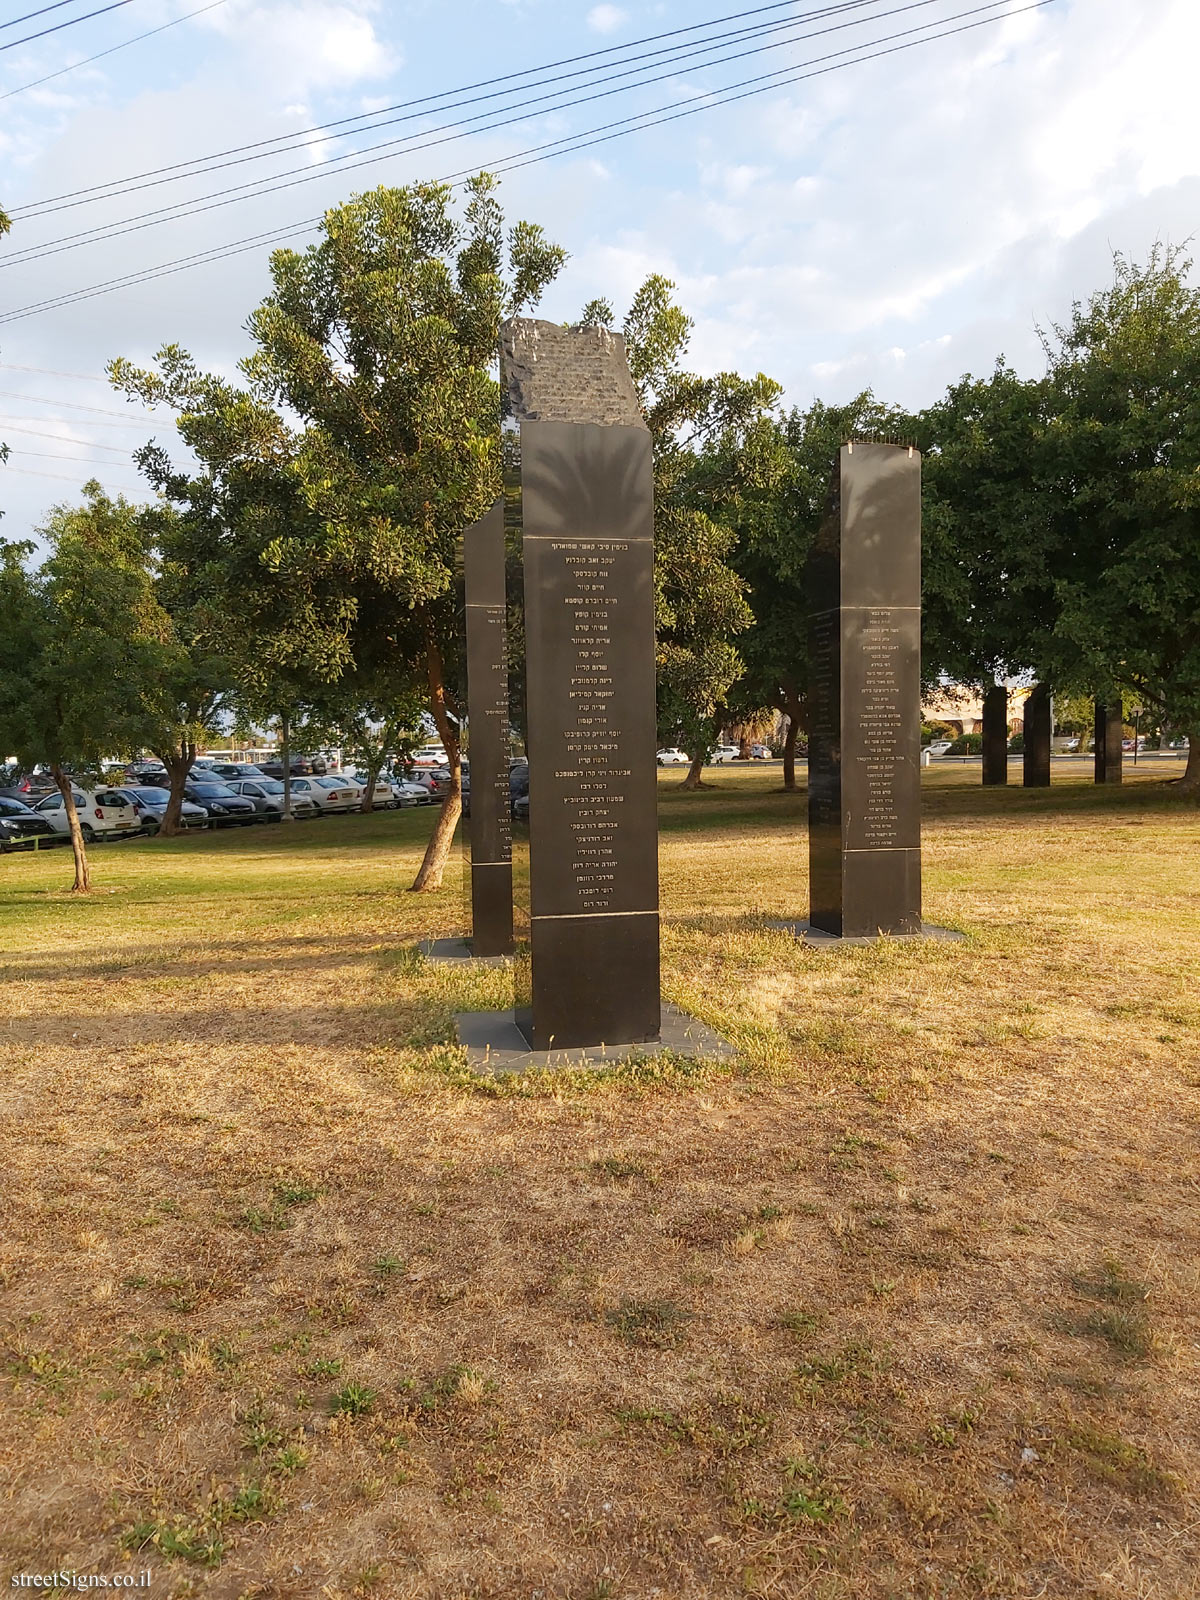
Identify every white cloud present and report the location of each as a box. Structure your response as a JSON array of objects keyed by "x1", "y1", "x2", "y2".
[{"x1": 586, "y1": 5, "x2": 627, "y2": 36}]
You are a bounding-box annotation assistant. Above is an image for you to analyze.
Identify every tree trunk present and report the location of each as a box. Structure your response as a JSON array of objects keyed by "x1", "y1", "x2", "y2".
[
  {"x1": 781, "y1": 717, "x2": 798, "y2": 791},
  {"x1": 779, "y1": 682, "x2": 806, "y2": 791},
  {"x1": 280, "y1": 710, "x2": 293, "y2": 822},
  {"x1": 738, "y1": 730, "x2": 752, "y2": 760},
  {"x1": 679, "y1": 749, "x2": 707, "y2": 790},
  {"x1": 53, "y1": 765, "x2": 90, "y2": 893},
  {"x1": 156, "y1": 740, "x2": 194, "y2": 837},
  {"x1": 1181, "y1": 731, "x2": 1200, "y2": 791},
  {"x1": 360, "y1": 761, "x2": 381, "y2": 813},
  {"x1": 410, "y1": 628, "x2": 462, "y2": 892}
]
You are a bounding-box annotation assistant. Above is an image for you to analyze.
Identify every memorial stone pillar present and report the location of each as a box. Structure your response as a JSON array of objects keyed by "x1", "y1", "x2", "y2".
[
  {"x1": 461, "y1": 498, "x2": 514, "y2": 957},
  {"x1": 982, "y1": 681, "x2": 1009, "y2": 786},
  {"x1": 1023, "y1": 683, "x2": 1052, "y2": 787},
  {"x1": 502, "y1": 318, "x2": 660, "y2": 1050},
  {"x1": 1094, "y1": 700, "x2": 1124, "y2": 785},
  {"x1": 808, "y1": 441, "x2": 922, "y2": 939}
]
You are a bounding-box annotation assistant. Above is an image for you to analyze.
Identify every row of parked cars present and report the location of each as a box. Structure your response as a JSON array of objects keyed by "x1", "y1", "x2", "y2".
[{"x1": 0, "y1": 758, "x2": 454, "y2": 852}]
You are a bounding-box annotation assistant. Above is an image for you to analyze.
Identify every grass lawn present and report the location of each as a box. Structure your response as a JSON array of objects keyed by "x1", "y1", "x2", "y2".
[{"x1": 1, "y1": 763, "x2": 1198, "y2": 1599}]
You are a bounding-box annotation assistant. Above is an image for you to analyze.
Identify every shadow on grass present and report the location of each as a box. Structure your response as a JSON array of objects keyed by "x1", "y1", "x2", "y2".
[{"x1": 0, "y1": 931, "x2": 410, "y2": 986}]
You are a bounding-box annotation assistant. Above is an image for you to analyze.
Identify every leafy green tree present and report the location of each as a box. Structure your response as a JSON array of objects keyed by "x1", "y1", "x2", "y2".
[
  {"x1": 114, "y1": 176, "x2": 566, "y2": 886},
  {"x1": 0, "y1": 485, "x2": 162, "y2": 890},
  {"x1": 293, "y1": 667, "x2": 425, "y2": 811},
  {"x1": 1039, "y1": 247, "x2": 1200, "y2": 788},
  {"x1": 916, "y1": 364, "x2": 1059, "y2": 722},
  {"x1": 582, "y1": 277, "x2": 776, "y2": 789},
  {"x1": 704, "y1": 393, "x2": 914, "y2": 789}
]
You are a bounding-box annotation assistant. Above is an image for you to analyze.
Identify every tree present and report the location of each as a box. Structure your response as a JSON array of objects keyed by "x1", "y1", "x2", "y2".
[
  {"x1": 582, "y1": 277, "x2": 776, "y2": 789},
  {"x1": 706, "y1": 393, "x2": 914, "y2": 790},
  {"x1": 917, "y1": 364, "x2": 1059, "y2": 717},
  {"x1": 1039, "y1": 247, "x2": 1200, "y2": 789},
  {"x1": 114, "y1": 176, "x2": 566, "y2": 886},
  {"x1": 0, "y1": 485, "x2": 163, "y2": 891},
  {"x1": 293, "y1": 667, "x2": 425, "y2": 811}
]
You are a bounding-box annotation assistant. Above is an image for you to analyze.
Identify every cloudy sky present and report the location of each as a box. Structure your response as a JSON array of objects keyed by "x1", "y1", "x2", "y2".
[{"x1": 1, "y1": 0, "x2": 1197, "y2": 541}]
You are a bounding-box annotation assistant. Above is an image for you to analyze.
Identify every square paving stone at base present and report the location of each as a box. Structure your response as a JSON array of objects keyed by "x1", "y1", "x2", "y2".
[
  {"x1": 455, "y1": 1002, "x2": 735, "y2": 1078},
  {"x1": 418, "y1": 937, "x2": 512, "y2": 968},
  {"x1": 767, "y1": 920, "x2": 965, "y2": 949}
]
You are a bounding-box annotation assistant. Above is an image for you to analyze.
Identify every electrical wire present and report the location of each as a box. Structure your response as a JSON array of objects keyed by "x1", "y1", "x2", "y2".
[
  {"x1": 0, "y1": 409, "x2": 176, "y2": 427},
  {"x1": 1, "y1": 0, "x2": 1004, "y2": 267},
  {"x1": 2, "y1": 0, "x2": 92, "y2": 33},
  {"x1": 10, "y1": 445, "x2": 137, "y2": 466},
  {"x1": 10, "y1": 0, "x2": 852, "y2": 210},
  {"x1": 1, "y1": 0, "x2": 228, "y2": 103},
  {"x1": 1, "y1": 359, "x2": 131, "y2": 381},
  {"x1": 1, "y1": 0, "x2": 137, "y2": 55},
  {"x1": 0, "y1": 0, "x2": 1056, "y2": 325},
  {"x1": 0, "y1": 421, "x2": 139, "y2": 448},
  {"x1": 10, "y1": 0, "x2": 889, "y2": 226},
  {"x1": 0, "y1": 387, "x2": 170, "y2": 417},
  {"x1": 0, "y1": 462, "x2": 146, "y2": 489}
]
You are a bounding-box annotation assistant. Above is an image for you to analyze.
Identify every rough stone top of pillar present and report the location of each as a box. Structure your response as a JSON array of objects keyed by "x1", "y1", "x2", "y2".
[{"x1": 501, "y1": 318, "x2": 646, "y2": 429}]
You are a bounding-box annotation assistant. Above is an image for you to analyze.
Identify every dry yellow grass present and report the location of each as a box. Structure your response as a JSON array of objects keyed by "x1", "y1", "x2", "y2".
[{"x1": 1, "y1": 763, "x2": 1198, "y2": 1599}]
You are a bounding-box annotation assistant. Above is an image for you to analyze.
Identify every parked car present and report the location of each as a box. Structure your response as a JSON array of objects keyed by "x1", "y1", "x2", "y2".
[
  {"x1": 390, "y1": 776, "x2": 435, "y2": 806},
  {"x1": 209, "y1": 763, "x2": 269, "y2": 782},
  {"x1": 512, "y1": 790, "x2": 529, "y2": 822},
  {"x1": 284, "y1": 775, "x2": 354, "y2": 814},
  {"x1": 657, "y1": 748, "x2": 689, "y2": 765},
  {"x1": 225, "y1": 778, "x2": 318, "y2": 819},
  {"x1": 117, "y1": 786, "x2": 210, "y2": 833},
  {"x1": 924, "y1": 740, "x2": 953, "y2": 757},
  {"x1": 261, "y1": 755, "x2": 327, "y2": 778},
  {"x1": 1, "y1": 767, "x2": 55, "y2": 800},
  {"x1": 708, "y1": 745, "x2": 740, "y2": 764},
  {"x1": 311, "y1": 775, "x2": 363, "y2": 813},
  {"x1": 33, "y1": 787, "x2": 141, "y2": 842},
  {"x1": 0, "y1": 796, "x2": 68, "y2": 852},
  {"x1": 183, "y1": 781, "x2": 258, "y2": 826},
  {"x1": 409, "y1": 746, "x2": 447, "y2": 768}
]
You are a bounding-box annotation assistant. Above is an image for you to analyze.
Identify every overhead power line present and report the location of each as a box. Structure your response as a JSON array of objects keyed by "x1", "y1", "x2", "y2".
[
  {"x1": 0, "y1": 409, "x2": 172, "y2": 428},
  {"x1": 0, "y1": 0, "x2": 228, "y2": 103},
  {"x1": 0, "y1": 0, "x2": 137, "y2": 54},
  {"x1": 1, "y1": 462, "x2": 145, "y2": 490},
  {"x1": 11, "y1": 0, "x2": 836, "y2": 211},
  {"x1": 10, "y1": 445, "x2": 136, "y2": 466},
  {"x1": 3, "y1": 0, "x2": 914, "y2": 261},
  {"x1": 0, "y1": 421, "x2": 137, "y2": 449},
  {"x1": 1, "y1": 0, "x2": 1003, "y2": 269},
  {"x1": 11, "y1": 0, "x2": 886, "y2": 226},
  {"x1": 0, "y1": 0, "x2": 1056, "y2": 326},
  {"x1": 2, "y1": 0, "x2": 91, "y2": 32},
  {"x1": 0, "y1": 386, "x2": 170, "y2": 417}
]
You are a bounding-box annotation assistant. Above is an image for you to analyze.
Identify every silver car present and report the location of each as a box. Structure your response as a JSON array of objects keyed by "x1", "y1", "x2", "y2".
[
  {"x1": 118, "y1": 786, "x2": 210, "y2": 832},
  {"x1": 226, "y1": 778, "x2": 318, "y2": 819}
]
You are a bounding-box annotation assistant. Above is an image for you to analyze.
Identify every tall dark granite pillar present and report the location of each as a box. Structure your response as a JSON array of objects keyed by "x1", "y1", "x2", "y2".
[
  {"x1": 982, "y1": 682, "x2": 1009, "y2": 786},
  {"x1": 1022, "y1": 683, "x2": 1052, "y2": 787},
  {"x1": 502, "y1": 319, "x2": 660, "y2": 1050},
  {"x1": 808, "y1": 441, "x2": 922, "y2": 939},
  {"x1": 1094, "y1": 700, "x2": 1124, "y2": 785},
  {"x1": 461, "y1": 498, "x2": 514, "y2": 956}
]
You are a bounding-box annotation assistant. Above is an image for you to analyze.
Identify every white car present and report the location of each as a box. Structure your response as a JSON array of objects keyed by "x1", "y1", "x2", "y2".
[
  {"x1": 709, "y1": 745, "x2": 740, "y2": 763},
  {"x1": 34, "y1": 787, "x2": 141, "y2": 842},
  {"x1": 925, "y1": 740, "x2": 953, "y2": 757},
  {"x1": 294, "y1": 775, "x2": 360, "y2": 813},
  {"x1": 656, "y1": 748, "x2": 690, "y2": 765},
  {"x1": 410, "y1": 746, "x2": 447, "y2": 768}
]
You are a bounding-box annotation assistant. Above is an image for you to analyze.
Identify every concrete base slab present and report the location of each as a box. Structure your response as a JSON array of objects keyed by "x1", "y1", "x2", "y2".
[
  {"x1": 454, "y1": 1002, "x2": 735, "y2": 1078},
  {"x1": 767, "y1": 920, "x2": 966, "y2": 949},
  {"x1": 419, "y1": 937, "x2": 512, "y2": 968}
]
